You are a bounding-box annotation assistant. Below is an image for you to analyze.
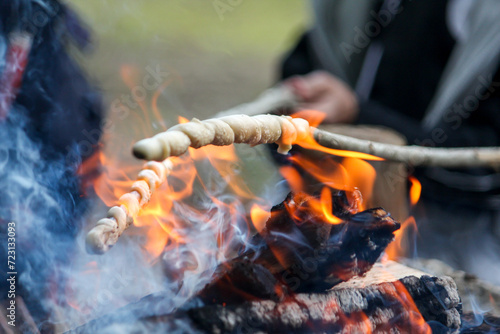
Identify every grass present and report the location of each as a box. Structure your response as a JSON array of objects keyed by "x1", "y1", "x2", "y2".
[{"x1": 68, "y1": 0, "x2": 310, "y2": 56}]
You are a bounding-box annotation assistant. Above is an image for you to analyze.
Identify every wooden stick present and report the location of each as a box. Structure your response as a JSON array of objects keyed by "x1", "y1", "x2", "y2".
[
  {"x1": 313, "y1": 129, "x2": 500, "y2": 168},
  {"x1": 133, "y1": 114, "x2": 500, "y2": 168},
  {"x1": 86, "y1": 159, "x2": 173, "y2": 254}
]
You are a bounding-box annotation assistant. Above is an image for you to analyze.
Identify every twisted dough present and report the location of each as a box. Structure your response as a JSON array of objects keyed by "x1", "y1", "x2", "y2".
[
  {"x1": 86, "y1": 160, "x2": 173, "y2": 254},
  {"x1": 87, "y1": 115, "x2": 310, "y2": 254},
  {"x1": 132, "y1": 115, "x2": 311, "y2": 161}
]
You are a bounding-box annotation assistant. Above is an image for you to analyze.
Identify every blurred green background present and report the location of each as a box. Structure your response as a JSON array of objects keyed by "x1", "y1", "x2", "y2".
[
  {"x1": 68, "y1": 0, "x2": 309, "y2": 122},
  {"x1": 66, "y1": 0, "x2": 310, "y2": 195}
]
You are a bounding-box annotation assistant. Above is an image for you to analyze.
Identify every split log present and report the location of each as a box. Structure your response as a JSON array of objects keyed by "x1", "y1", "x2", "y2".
[{"x1": 67, "y1": 262, "x2": 462, "y2": 333}]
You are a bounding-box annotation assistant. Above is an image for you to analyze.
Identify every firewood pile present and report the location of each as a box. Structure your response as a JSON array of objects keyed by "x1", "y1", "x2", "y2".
[{"x1": 73, "y1": 191, "x2": 466, "y2": 333}]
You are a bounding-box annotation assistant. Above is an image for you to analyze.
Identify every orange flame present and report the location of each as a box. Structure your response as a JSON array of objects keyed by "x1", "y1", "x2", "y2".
[
  {"x1": 279, "y1": 165, "x2": 304, "y2": 193},
  {"x1": 289, "y1": 112, "x2": 384, "y2": 161},
  {"x1": 285, "y1": 154, "x2": 375, "y2": 212},
  {"x1": 319, "y1": 187, "x2": 342, "y2": 224},
  {"x1": 385, "y1": 216, "x2": 418, "y2": 260},
  {"x1": 390, "y1": 281, "x2": 433, "y2": 333},
  {"x1": 250, "y1": 203, "x2": 270, "y2": 232},
  {"x1": 409, "y1": 176, "x2": 422, "y2": 206},
  {"x1": 291, "y1": 109, "x2": 325, "y2": 127}
]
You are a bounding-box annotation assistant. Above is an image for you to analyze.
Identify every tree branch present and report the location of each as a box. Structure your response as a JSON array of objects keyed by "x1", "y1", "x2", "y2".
[{"x1": 313, "y1": 129, "x2": 500, "y2": 168}]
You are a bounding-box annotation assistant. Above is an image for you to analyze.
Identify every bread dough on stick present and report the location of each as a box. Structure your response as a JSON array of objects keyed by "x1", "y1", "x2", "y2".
[
  {"x1": 220, "y1": 115, "x2": 262, "y2": 145},
  {"x1": 169, "y1": 118, "x2": 215, "y2": 148},
  {"x1": 204, "y1": 119, "x2": 235, "y2": 146},
  {"x1": 276, "y1": 116, "x2": 298, "y2": 155},
  {"x1": 133, "y1": 131, "x2": 191, "y2": 161},
  {"x1": 133, "y1": 114, "x2": 306, "y2": 161},
  {"x1": 86, "y1": 159, "x2": 173, "y2": 254},
  {"x1": 252, "y1": 114, "x2": 282, "y2": 145}
]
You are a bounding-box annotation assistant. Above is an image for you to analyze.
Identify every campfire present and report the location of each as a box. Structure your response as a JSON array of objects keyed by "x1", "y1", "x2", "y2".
[
  {"x1": 68, "y1": 107, "x2": 496, "y2": 332},
  {"x1": 3, "y1": 2, "x2": 500, "y2": 333},
  {"x1": 2, "y1": 72, "x2": 500, "y2": 332}
]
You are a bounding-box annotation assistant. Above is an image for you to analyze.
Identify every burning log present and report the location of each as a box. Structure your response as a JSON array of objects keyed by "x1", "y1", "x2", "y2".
[
  {"x1": 182, "y1": 269, "x2": 461, "y2": 333},
  {"x1": 75, "y1": 191, "x2": 466, "y2": 332},
  {"x1": 68, "y1": 262, "x2": 461, "y2": 333},
  {"x1": 86, "y1": 159, "x2": 173, "y2": 254},
  {"x1": 193, "y1": 191, "x2": 400, "y2": 300}
]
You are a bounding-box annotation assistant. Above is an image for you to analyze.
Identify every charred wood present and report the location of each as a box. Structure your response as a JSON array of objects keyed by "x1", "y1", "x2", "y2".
[
  {"x1": 69, "y1": 263, "x2": 461, "y2": 333},
  {"x1": 185, "y1": 275, "x2": 461, "y2": 333},
  {"x1": 199, "y1": 191, "x2": 400, "y2": 297},
  {"x1": 69, "y1": 193, "x2": 466, "y2": 333}
]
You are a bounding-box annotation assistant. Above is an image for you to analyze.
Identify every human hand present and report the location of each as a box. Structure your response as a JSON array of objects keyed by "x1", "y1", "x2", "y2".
[{"x1": 284, "y1": 71, "x2": 359, "y2": 124}]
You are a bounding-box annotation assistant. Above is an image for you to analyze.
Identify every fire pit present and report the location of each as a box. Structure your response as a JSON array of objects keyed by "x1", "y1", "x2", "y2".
[
  {"x1": 73, "y1": 112, "x2": 499, "y2": 333},
  {"x1": 74, "y1": 186, "x2": 462, "y2": 332}
]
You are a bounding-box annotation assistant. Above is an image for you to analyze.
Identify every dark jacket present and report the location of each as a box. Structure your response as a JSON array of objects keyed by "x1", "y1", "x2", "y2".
[{"x1": 280, "y1": 0, "x2": 500, "y2": 210}]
